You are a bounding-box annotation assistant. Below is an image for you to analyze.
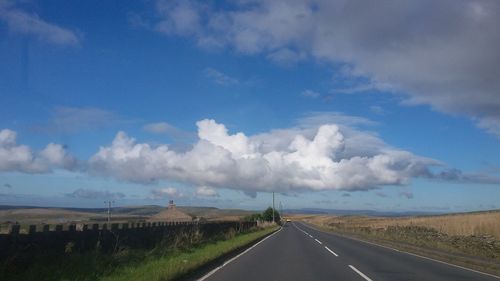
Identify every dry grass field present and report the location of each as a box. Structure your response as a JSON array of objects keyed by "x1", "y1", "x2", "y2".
[
  {"x1": 293, "y1": 210, "x2": 500, "y2": 275},
  {"x1": 0, "y1": 208, "x2": 106, "y2": 224},
  {"x1": 295, "y1": 210, "x2": 500, "y2": 239}
]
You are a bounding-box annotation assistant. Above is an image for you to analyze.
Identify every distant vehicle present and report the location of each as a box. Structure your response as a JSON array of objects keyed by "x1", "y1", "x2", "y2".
[{"x1": 286, "y1": 219, "x2": 291, "y2": 222}]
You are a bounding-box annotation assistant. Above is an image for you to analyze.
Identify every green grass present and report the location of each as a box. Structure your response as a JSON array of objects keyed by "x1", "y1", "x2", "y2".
[
  {"x1": 100, "y1": 226, "x2": 278, "y2": 281},
  {"x1": 1, "y1": 226, "x2": 278, "y2": 281}
]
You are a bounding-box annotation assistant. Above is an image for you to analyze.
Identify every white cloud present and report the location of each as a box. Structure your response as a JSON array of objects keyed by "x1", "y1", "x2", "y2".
[
  {"x1": 203, "y1": 68, "x2": 239, "y2": 85},
  {"x1": 0, "y1": 0, "x2": 79, "y2": 46},
  {"x1": 33, "y1": 106, "x2": 127, "y2": 134},
  {"x1": 370, "y1": 106, "x2": 385, "y2": 116},
  {"x1": 149, "y1": 187, "x2": 179, "y2": 199},
  {"x1": 143, "y1": 122, "x2": 175, "y2": 134},
  {"x1": 143, "y1": 121, "x2": 196, "y2": 143},
  {"x1": 267, "y1": 48, "x2": 306, "y2": 65},
  {"x1": 195, "y1": 186, "x2": 218, "y2": 197},
  {"x1": 89, "y1": 117, "x2": 441, "y2": 192},
  {"x1": 65, "y1": 188, "x2": 125, "y2": 200},
  {"x1": 0, "y1": 128, "x2": 75, "y2": 173},
  {"x1": 399, "y1": 190, "x2": 414, "y2": 199},
  {"x1": 154, "y1": 0, "x2": 204, "y2": 36},
  {"x1": 301, "y1": 89, "x2": 320, "y2": 99},
  {"x1": 148, "y1": 0, "x2": 500, "y2": 138}
]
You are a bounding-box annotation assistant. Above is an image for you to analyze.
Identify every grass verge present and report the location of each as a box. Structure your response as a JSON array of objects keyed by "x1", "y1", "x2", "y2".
[{"x1": 100, "y1": 226, "x2": 279, "y2": 281}]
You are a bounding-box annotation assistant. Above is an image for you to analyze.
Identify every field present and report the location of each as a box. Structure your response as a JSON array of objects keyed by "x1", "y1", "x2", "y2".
[
  {"x1": 295, "y1": 210, "x2": 500, "y2": 275},
  {"x1": 0, "y1": 205, "x2": 257, "y2": 233},
  {"x1": 295, "y1": 210, "x2": 500, "y2": 239}
]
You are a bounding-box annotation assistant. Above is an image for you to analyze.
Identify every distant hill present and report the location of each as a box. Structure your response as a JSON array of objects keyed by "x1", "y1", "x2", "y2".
[
  {"x1": 283, "y1": 208, "x2": 445, "y2": 217},
  {"x1": 1, "y1": 205, "x2": 497, "y2": 224},
  {"x1": 0, "y1": 205, "x2": 257, "y2": 224},
  {"x1": 284, "y1": 208, "x2": 500, "y2": 217}
]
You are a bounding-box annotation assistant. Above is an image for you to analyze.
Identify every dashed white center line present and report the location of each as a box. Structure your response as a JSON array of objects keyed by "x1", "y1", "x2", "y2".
[
  {"x1": 314, "y1": 238, "x2": 323, "y2": 244},
  {"x1": 348, "y1": 265, "x2": 373, "y2": 281},
  {"x1": 324, "y1": 246, "x2": 339, "y2": 257},
  {"x1": 308, "y1": 234, "x2": 313, "y2": 238}
]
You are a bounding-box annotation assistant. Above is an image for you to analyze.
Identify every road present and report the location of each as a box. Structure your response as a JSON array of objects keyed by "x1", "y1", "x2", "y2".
[{"x1": 201, "y1": 221, "x2": 500, "y2": 281}]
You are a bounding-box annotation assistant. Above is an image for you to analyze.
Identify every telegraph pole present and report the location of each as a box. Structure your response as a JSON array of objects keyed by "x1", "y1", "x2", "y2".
[
  {"x1": 279, "y1": 201, "x2": 283, "y2": 219},
  {"x1": 272, "y1": 192, "x2": 275, "y2": 223},
  {"x1": 104, "y1": 200, "x2": 114, "y2": 223}
]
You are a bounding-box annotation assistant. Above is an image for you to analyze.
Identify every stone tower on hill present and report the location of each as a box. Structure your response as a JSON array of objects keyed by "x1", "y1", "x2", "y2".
[{"x1": 148, "y1": 200, "x2": 192, "y2": 222}]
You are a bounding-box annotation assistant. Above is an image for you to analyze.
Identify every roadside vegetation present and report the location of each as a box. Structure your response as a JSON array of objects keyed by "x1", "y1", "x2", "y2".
[
  {"x1": 101, "y1": 226, "x2": 278, "y2": 281},
  {"x1": 243, "y1": 207, "x2": 281, "y2": 224},
  {"x1": 0, "y1": 224, "x2": 278, "y2": 281},
  {"x1": 297, "y1": 210, "x2": 500, "y2": 276}
]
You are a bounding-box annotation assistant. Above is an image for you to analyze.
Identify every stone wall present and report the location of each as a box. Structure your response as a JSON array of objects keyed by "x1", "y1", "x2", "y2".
[{"x1": 0, "y1": 221, "x2": 257, "y2": 261}]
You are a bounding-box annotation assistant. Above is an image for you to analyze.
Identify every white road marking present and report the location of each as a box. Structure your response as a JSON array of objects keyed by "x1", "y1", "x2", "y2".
[
  {"x1": 308, "y1": 234, "x2": 313, "y2": 238},
  {"x1": 314, "y1": 238, "x2": 323, "y2": 244},
  {"x1": 349, "y1": 265, "x2": 373, "y2": 281},
  {"x1": 198, "y1": 227, "x2": 282, "y2": 281},
  {"x1": 324, "y1": 246, "x2": 339, "y2": 257},
  {"x1": 298, "y1": 222, "x2": 500, "y2": 280}
]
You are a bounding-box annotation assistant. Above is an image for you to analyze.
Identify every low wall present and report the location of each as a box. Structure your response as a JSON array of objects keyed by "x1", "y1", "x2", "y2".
[{"x1": 0, "y1": 221, "x2": 257, "y2": 261}]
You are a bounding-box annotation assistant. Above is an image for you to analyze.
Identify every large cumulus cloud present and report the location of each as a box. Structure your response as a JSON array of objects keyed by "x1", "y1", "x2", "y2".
[
  {"x1": 0, "y1": 129, "x2": 75, "y2": 173},
  {"x1": 147, "y1": 0, "x2": 500, "y2": 137},
  {"x1": 89, "y1": 119, "x2": 438, "y2": 192}
]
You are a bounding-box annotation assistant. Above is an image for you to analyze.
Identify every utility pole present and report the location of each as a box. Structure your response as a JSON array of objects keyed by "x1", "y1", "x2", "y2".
[
  {"x1": 272, "y1": 192, "x2": 275, "y2": 223},
  {"x1": 104, "y1": 200, "x2": 114, "y2": 223},
  {"x1": 279, "y1": 201, "x2": 283, "y2": 219}
]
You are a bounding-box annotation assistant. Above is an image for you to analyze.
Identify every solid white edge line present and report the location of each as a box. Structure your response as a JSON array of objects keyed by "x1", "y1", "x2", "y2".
[
  {"x1": 298, "y1": 222, "x2": 500, "y2": 280},
  {"x1": 198, "y1": 227, "x2": 282, "y2": 281},
  {"x1": 349, "y1": 265, "x2": 373, "y2": 281},
  {"x1": 324, "y1": 246, "x2": 339, "y2": 257},
  {"x1": 314, "y1": 238, "x2": 322, "y2": 244}
]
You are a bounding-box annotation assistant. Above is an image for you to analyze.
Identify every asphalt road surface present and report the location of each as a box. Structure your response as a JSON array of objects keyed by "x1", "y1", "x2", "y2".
[{"x1": 201, "y1": 221, "x2": 500, "y2": 281}]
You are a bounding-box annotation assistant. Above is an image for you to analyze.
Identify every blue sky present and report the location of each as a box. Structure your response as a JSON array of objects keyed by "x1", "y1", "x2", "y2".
[{"x1": 1, "y1": 0, "x2": 499, "y2": 212}]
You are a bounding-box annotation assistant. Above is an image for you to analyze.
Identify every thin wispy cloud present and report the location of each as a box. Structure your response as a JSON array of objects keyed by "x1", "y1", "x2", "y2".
[
  {"x1": 33, "y1": 106, "x2": 130, "y2": 134},
  {"x1": 203, "y1": 68, "x2": 239, "y2": 85},
  {"x1": 143, "y1": 121, "x2": 196, "y2": 142},
  {"x1": 301, "y1": 89, "x2": 320, "y2": 99},
  {"x1": 195, "y1": 186, "x2": 219, "y2": 197},
  {"x1": 65, "y1": 188, "x2": 125, "y2": 200},
  {"x1": 149, "y1": 187, "x2": 181, "y2": 199},
  {"x1": 0, "y1": 0, "x2": 80, "y2": 46},
  {"x1": 399, "y1": 190, "x2": 414, "y2": 199},
  {"x1": 267, "y1": 48, "x2": 307, "y2": 65},
  {"x1": 370, "y1": 106, "x2": 386, "y2": 116}
]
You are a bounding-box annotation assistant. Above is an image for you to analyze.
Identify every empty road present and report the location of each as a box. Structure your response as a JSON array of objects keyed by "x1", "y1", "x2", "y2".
[{"x1": 201, "y1": 221, "x2": 500, "y2": 281}]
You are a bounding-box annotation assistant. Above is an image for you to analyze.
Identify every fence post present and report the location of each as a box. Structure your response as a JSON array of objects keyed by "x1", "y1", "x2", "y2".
[
  {"x1": 28, "y1": 225, "x2": 37, "y2": 234},
  {"x1": 9, "y1": 224, "x2": 20, "y2": 235}
]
